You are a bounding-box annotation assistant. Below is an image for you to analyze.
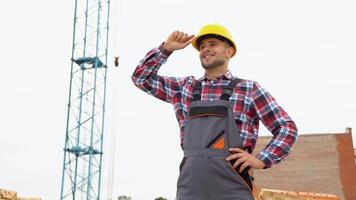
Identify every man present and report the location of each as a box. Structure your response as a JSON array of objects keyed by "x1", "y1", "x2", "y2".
[{"x1": 132, "y1": 23, "x2": 298, "y2": 200}]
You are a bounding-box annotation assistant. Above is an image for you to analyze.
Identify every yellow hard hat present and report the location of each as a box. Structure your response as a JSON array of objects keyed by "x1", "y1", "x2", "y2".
[{"x1": 191, "y1": 23, "x2": 237, "y2": 57}]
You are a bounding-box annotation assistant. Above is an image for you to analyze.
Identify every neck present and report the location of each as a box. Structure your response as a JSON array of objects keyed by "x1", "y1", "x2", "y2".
[{"x1": 205, "y1": 65, "x2": 228, "y2": 80}]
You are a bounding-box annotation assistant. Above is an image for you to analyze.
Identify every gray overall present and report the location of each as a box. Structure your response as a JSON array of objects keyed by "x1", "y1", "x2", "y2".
[{"x1": 177, "y1": 78, "x2": 254, "y2": 200}]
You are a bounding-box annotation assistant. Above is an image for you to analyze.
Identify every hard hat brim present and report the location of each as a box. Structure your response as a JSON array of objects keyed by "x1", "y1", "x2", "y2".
[{"x1": 191, "y1": 33, "x2": 237, "y2": 57}]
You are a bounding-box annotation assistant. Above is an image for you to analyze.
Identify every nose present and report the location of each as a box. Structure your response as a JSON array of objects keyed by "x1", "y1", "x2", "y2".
[{"x1": 200, "y1": 46, "x2": 211, "y2": 54}]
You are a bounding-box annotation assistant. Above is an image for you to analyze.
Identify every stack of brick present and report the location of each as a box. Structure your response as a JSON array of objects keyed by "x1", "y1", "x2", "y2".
[
  {"x1": 259, "y1": 188, "x2": 299, "y2": 200},
  {"x1": 299, "y1": 192, "x2": 340, "y2": 200},
  {"x1": 258, "y1": 188, "x2": 340, "y2": 200},
  {"x1": 0, "y1": 189, "x2": 17, "y2": 200},
  {"x1": 0, "y1": 189, "x2": 40, "y2": 200}
]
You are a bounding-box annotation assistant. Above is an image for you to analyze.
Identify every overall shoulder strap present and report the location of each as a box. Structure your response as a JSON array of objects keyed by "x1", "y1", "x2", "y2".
[{"x1": 220, "y1": 78, "x2": 241, "y2": 100}]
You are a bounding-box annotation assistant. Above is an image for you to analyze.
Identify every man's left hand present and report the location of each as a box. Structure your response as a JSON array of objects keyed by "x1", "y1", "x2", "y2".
[{"x1": 226, "y1": 148, "x2": 265, "y2": 173}]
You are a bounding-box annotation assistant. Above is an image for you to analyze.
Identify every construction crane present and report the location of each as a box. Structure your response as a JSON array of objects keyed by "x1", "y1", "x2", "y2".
[{"x1": 60, "y1": 0, "x2": 111, "y2": 199}]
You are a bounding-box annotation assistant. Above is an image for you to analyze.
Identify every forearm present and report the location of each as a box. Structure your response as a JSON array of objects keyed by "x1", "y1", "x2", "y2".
[
  {"x1": 131, "y1": 44, "x2": 172, "y2": 91},
  {"x1": 132, "y1": 44, "x2": 190, "y2": 103},
  {"x1": 256, "y1": 120, "x2": 298, "y2": 168}
]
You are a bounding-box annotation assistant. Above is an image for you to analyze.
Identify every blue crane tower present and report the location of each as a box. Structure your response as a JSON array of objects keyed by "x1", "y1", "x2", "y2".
[{"x1": 60, "y1": 0, "x2": 111, "y2": 199}]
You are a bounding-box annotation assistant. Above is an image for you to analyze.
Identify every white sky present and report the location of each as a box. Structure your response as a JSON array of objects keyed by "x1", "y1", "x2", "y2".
[{"x1": 0, "y1": 0, "x2": 356, "y2": 199}]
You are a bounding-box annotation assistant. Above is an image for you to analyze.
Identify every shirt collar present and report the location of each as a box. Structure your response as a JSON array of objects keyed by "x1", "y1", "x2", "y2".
[{"x1": 199, "y1": 70, "x2": 234, "y2": 81}]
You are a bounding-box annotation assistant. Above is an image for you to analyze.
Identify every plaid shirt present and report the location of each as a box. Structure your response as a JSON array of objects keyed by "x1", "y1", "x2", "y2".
[{"x1": 132, "y1": 44, "x2": 298, "y2": 168}]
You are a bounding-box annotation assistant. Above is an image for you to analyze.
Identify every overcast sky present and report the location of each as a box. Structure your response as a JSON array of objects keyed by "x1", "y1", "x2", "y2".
[{"x1": 1, "y1": 0, "x2": 356, "y2": 199}]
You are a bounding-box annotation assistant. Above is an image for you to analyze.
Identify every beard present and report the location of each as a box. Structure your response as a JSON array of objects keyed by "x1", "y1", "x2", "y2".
[{"x1": 201, "y1": 58, "x2": 226, "y2": 70}]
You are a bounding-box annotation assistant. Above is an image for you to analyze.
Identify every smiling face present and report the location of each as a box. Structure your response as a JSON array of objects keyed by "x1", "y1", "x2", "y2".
[{"x1": 198, "y1": 37, "x2": 235, "y2": 71}]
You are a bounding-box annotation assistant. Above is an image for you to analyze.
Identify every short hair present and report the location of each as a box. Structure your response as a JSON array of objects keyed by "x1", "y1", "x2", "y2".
[{"x1": 196, "y1": 34, "x2": 234, "y2": 49}]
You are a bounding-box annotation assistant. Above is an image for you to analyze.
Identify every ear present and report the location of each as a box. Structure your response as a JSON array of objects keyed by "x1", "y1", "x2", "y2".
[{"x1": 225, "y1": 46, "x2": 235, "y2": 58}]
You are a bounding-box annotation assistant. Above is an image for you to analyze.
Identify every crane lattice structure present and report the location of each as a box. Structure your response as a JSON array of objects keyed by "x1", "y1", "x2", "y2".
[{"x1": 60, "y1": 0, "x2": 111, "y2": 199}]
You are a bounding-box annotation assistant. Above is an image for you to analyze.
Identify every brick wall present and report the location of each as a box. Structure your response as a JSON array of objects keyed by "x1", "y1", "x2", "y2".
[{"x1": 253, "y1": 132, "x2": 356, "y2": 200}]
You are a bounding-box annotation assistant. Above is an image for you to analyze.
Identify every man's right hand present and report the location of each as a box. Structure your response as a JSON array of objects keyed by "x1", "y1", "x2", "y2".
[{"x1": 163, "y1": 31, "x2": 195, "y2": 52}]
